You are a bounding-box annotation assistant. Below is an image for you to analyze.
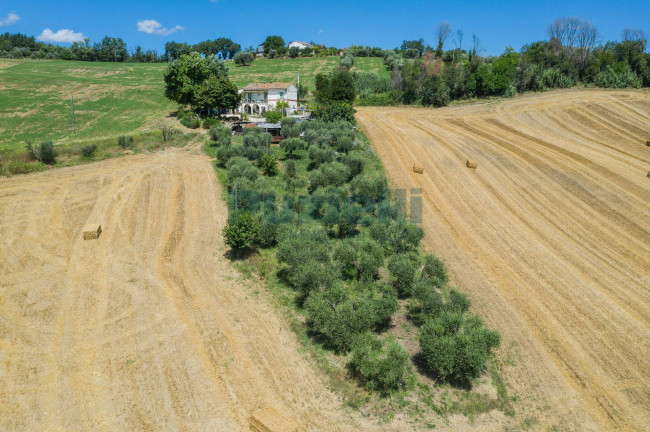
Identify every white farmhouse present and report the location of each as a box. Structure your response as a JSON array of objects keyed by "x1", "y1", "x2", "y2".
[
  {"x1": 288, "y1": 41, "x2": 314, "y2": 50},
  {"x1": 238, "y1": 82, "x2": 298, "y2": 116}
]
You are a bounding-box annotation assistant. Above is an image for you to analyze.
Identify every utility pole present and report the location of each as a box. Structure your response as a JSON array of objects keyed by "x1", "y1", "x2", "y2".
[{"x1": 71, "y1": 94, "x2": 76, "y2": 133}]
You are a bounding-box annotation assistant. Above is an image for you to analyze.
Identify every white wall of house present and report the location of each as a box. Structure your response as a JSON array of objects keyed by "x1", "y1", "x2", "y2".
[
  {"x1": 238, "y1": 84, "x2": 298, "y2": 114},
  {"x1": 268, "y1": 85, "x2": 297, "y2": 109},
  {"x1": 288, "y1": 41, "x2": 312, "y2": 49}
]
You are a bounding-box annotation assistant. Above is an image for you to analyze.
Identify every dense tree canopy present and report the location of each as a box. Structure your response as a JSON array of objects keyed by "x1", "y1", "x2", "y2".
[{"x1": 164, "y1": 52, "x2": 239, "y2": 112}]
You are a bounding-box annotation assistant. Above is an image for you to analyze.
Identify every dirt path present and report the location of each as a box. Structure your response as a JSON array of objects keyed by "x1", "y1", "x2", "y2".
[
  {"x1": 357, "y1": 89, "x2": 650, "y2": 431},
  {"x1": 0, "y1": 146, "x2": 360, "y2": 431}
]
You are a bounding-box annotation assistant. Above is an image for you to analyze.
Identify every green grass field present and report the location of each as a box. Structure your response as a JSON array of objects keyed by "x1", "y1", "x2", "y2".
[{"x1": 0, "y1": 57, "x2": 387, "y2": 151}]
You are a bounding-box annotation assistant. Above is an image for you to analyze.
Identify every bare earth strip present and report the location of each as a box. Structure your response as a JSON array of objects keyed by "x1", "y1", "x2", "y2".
[
  {"x1": 357, "y1": 89, "x2": 650, "y2": 432},
  {"x1": 0, "y1": 147, "x2": 361, "y2": 432}
]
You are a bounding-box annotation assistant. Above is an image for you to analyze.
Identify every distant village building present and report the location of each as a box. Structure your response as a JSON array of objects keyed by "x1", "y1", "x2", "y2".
[
  {"x1": 288, "y1": 41, "x2": 314, "y2": 50},
  {"x1": 256, "y1": 44, "x2": 265, "y2": 56},
  {"x1": 238, "y1": 82, "x2": 298, "y2": 115}
]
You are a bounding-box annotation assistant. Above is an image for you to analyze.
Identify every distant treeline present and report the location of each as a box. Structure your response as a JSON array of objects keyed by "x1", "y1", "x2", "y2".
[
  {"x1": 348, "y1": 18, "x2": 650, "y2": 106},
  {"x1": 0, "y1": 33, "x2": 346, "y2": 62}
]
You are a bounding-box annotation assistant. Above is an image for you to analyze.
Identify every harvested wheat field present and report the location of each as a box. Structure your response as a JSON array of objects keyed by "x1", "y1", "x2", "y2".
[
  {"x1": 358, "y1": 89, "x2": 650, "y2": 431},
  {"x1": 0, "y1": 146, "x2": 362, "y2": 432}
]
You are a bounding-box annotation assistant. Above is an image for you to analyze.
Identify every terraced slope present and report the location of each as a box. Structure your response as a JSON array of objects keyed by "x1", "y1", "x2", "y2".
[{"x1": 357, "y1": 89, "x2": 650, "y2": 431}]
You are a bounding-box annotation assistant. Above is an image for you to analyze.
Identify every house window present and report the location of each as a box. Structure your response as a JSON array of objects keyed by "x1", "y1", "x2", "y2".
[{"x1": 280, "y1": 92, "x2": 284, "y2": 98}]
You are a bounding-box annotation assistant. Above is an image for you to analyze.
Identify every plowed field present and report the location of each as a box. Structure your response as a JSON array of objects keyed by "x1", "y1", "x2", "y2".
[{"x1": 357, "y1": 89, "x2": 650, "y2": 431}]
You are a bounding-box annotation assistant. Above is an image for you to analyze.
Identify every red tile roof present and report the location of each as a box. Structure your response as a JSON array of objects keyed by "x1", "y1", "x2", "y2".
[{"x1": 242, "y1": 82, "x2": 294, "y2": 91}]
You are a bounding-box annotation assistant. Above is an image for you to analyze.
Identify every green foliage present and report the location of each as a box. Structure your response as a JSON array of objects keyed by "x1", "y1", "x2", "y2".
[
  {"x1": 349, "y1": 333, "x2": 414, "y2": 392},
  {"x1": 421, "y1": 254, "x2": 449, "y2": 288},
  {"x1": 263, "y1": 35, "x2": 285, "y2": 56},
  {"x1": 350, "y1": 174, "x2": 388, "y2": 203},
  {"x1": 387, "y1": 252, "x2": 420, "y2": 296},
  {"x1": 260, "y1": 153, "x2": 278, "y2": 176},
  {"x1": 280, "y1": 138, "x2": 307, "y2": 157},
  {"x1": 195, "y1": 73, "x2": 241, "y2": 113},
  {"x1": 280, "y1": 117, "x2": 301, "y2": 138},
  {"x1": 233, "y1": 51, "x2": 254, "y2": 66},
  {"x1": 370, "y1": 220, "x2": 424, "y2": 254},
  {"x1": 333, "y1": 240, "x2": 385, "y2": 281},
  {"x1": 308, "y1": 162, "x2": 350, "y2": 190},
  {"x1": 419, "y1": 312, "x2": 501, "y2": 382},
  {"x1": 421, "y1": 74, "x2": 450, "y2": 107},
  {"x1": 305, "y1": 283, "x2": 397, "y2": 353},
  {"x1": 163, "y1": 52, "x2": 229, "y2": 106},
  {"x1": 341, "y1": 154, "x2": 365, "y2": 181},
  {"x1": 222, "y1": 211, "x2": 260, "y2": 256},
  {"x1": 284, "y1": 159, "x2": 296, "y2": 178},
  {"x1": 117, "y1": 135, "x2": 134, "y2": 149},
  {"x1": 307, "y1": 144, "x2": 336, "y2": 167},
  {"x1": 227, "y1": 156, "x2": 258, "y2": 184},
  {"x1": 216, "y1": 144, "x2": 245, "y2": 167},
  {"x1": 26, "y1": 140, "x2": 57, "y2": 164},
  {"x1": 208, "y1": 123, "x2": 232, "y2": 146},
  {"x1": 289, "y1": 46, "x2": 300, "y2": 58},
  {"x1": 202, "y1": 117, "x2": 218, "y2": 129},
  {"x1": 263, "y1": 110, "x2": 282, "y2": 123},
  {"x1": 595, "y1": 65, "x2": 642, "y2": 88},
  {"x1": 80, "y1": 144, "x2": 97, "y2": 158},
  {"x1": 277, "y1": 229, "x2": 339, "y2": 301}
]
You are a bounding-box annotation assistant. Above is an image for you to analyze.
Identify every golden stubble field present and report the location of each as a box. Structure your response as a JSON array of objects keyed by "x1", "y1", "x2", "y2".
[
  {"x1": 0, "y1": 146, "x2": 361, "y2": 431},
  {"x1": 357, "y1": 89, "x2": 650, "y2": 431}
]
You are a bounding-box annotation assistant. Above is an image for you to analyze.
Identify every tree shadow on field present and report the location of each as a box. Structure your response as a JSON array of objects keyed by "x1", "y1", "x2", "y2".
[
  {"x1": 412, "y1": 352, "x2": 473, "y2": 391},
  {"x1": 223, "y1": 247, "x2": 256, "y2": 261}
]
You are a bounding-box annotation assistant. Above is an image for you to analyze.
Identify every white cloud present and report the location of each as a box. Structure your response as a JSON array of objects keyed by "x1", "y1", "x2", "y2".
[
  {"x1": 137, "y1": 19, "x2": 185, "y2": 36},
  {"x1": 0, "y1": 12, "x2": 20, "y2": 26},
  {"x1": 318, "y1": 29, "x2": 324, "y2": 34},
  {"x1": 37, "y1": 28, "x2": 86, "y2": 43}
]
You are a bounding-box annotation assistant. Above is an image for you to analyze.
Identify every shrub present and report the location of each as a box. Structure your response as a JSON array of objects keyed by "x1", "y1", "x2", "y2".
[
  {"x1": 255, "y1": 214, "x2": 279, "y2": 248},
  {"x1": 81, "y1": 144, "x2": 97, "y2": 158},
  {"x1": 227, "y1": 157, "x2": 258, "y2": 184},
  {"x1": 289, "y1": 46, "x2": 300, "y2": 58},
  {"x1": 421, "y1": 254, "x2": 448, "y2": 287},
  {"x1": 308, "y1": 144, "x2": 336, "y2": 167},
  {"x1": 284, "y1": 159, "x2": 296, "y2": 178},
  {"x1": 263, "y1": 110, "x2": 282, "y2": 123},
  {"x1": 222, "y1": 211, "x2": 260, "y2": 256},
  {"x1": 188, "y1": 117, "x2": 201, "y2": 129},
  {"x1": 419, "y1": 312, "x2": 500, "y2": 382},
  {"x1": 280, "y1": 117, "x2": 301, "y2": 138},
  {"x1": 341, "y1": 154, "x2": 365, "y2": 181},
  {"x1": 350, "y1": 175, "x2": 388, "y2": 204},
  {"x1": 334, "y1": 242, "x2": 357, "y2": 279},
  {"x1": 117, "y1": 135, "x2": 134, "y2": 149},
  {"x1": 202, "y1": 117, "x2": 218, "y2": 129},
  {"x1": 595, "y1": 65, "x2": 642, "y2": 89},
  {"x1": 308, "y1": 162, "x2": 349, "y2": 190},
  {"x1": 216, "y1": 144, "x2": 245, "y2": 167},
  {"x1": 370, "y1": 220, "x2": 424, "y2": 253},
  {"x1": 260, "y1": 153, "x2": 278, "y2": 176},
  {"x1": 243, "y1": 128, "x2": 271, "y2": 150},
  {"x1": 357, "y1": 240, "x2": 385, "y2": 282},
  {"x1": 349, "y1": 333, "x2": 414, "y2": 392},
  {"x1": 233, "y1": 51, "x2": 254, "y2": 66},
  {"x1": 27, "y1": 141, "x2": 57, "y2": 165},
  {"x1": 277, "y1": 228, "x2": 338, "y2": 300},
  {"x1": 357, "y1": 92, "x2": 394, "y2": 106},
  {"x1": 280, "y1": 137, "x2": 306, "y2": 158},
  {"x1": 209, "y1": 124, "x2": 232, "y2": 147},
  {"x1": 387, "y1": 252, "x2": 420, "y2": 296},
  {"x1": 304, "y1": 284, "x2": 376, "y2": 353}
]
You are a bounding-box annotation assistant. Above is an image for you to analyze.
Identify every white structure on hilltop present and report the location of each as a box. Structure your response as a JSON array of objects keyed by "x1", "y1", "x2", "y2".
[
  {"x1": 238, "y1": 82, "x2": 298, "y2": 116},
  {"x1": 288, "y1": 41, "x2": 313, "y2": 50}
]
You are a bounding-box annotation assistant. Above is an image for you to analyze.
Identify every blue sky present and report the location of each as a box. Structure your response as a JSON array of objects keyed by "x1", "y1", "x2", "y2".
[{"x1": 1, "y1": 1, "x2": 649, "y2": 55}]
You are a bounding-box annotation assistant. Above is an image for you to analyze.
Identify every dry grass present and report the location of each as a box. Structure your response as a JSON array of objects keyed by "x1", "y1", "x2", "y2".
[{"x1": 357, "y1": 88, "x2": 650, "y2": 432}]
